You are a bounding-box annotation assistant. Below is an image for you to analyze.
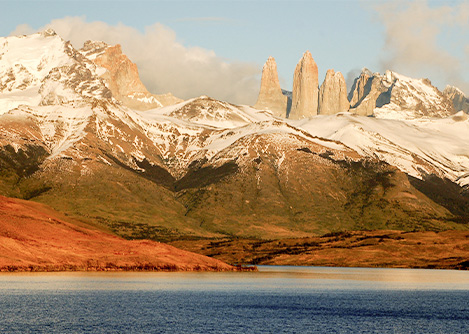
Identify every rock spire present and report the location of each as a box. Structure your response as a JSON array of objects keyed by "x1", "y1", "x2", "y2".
[
  {"x1": 289, "y1": 51, "x2": 318, "y2": 119},
  {"x1": 254, "y1": 56, "x2": 288, "y2": 117},
  {"x1": 318, "y1": 69, "x2": 349, "y2": 115}
]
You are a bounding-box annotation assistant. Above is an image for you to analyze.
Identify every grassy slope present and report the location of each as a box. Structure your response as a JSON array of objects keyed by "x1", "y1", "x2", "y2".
[
  {"x1": 0, "y1": 195, "x2": 235, "y2": 271},
  {"x1": 176, "y1": 149, "x2": 463, "y2": 238},
  {"x1": 0, "y1": 137, "x2": 466, "y2": 242}
]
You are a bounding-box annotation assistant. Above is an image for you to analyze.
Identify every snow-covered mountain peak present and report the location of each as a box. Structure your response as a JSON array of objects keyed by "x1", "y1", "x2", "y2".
[
  {"x1": 373, "y1": 70, "x2": 454, "y2": 120},
  {"x1": 0, "y1": 31, "x2": 72, "y2": 91},
  {"x1": 0, "y1": 31, "x2": 113, "y2": 114},
  {"x1": 451, "y1": 110, "x2": 468, "y2": 122},
  {"x1": 40, "y1": 28, "x2": 58, "y2": 37},
  {"x1": 79, "y1": 40, "x2": 109, "y2": 60},
  {"x1": 349, "y1": 68, "x2": 455, "y2": 120},
  {"x1": 153, "y1": 96, "x2": 273, "y2": 129},
  {"x1": 443, "y1": 85, "x2": 469, "y2": 114},
  {"x1": 444, "y1": 85, "x2": 465, "y2": 96}
]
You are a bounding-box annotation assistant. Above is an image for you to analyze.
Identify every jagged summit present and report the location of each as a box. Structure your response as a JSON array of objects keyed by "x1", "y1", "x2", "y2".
[
  {"x1": 348, "y1": 69, "x2": 455, "y2": 119},
  {"x1": 348, "y1": 68, "x2": 375, "y2": 107},
  {"x1": 0, "y1": 30, "x2": 182, "y2": 116},
  {"x1": 88, "y1": 43, "x2": 163, "y2": 110},
  {"x1": 39, "y1": 28, "x2": 58, "y2": 37},
  {"x1": 254, "y1": 56, "x2": 288, "y2": 118},
  {"x1": 253, "y1": 51, "x2": 466, "y2": 121},
  {"x1": 443, "y1": 85, "x2": 469, "y2": 114},
  {"x1": 80, "y1": 40, "x2": 109, "y2": 59},
  {"x1": 318, "y1": 69, "x2": 349, "y2": 115},
  {"x1": 80, "y1": 41, "x2": 182, "y2": 110},
  {"x1": 360, "y1": 67, "x2": 373, "y2": 77},
  {"x1": 290, "y1": 51, "x2": 319, "y2": 119},
  {"x1": 0, "y1": 30, "x2": 112, "y2": 113},
  {"x1": 444, "y1": 85, "x2": 465, "y2": 96}
]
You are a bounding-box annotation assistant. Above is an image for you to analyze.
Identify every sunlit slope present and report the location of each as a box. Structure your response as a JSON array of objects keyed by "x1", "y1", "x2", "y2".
[{"x1": 0, "y1": 195, "x2": 233, "y2": 271}]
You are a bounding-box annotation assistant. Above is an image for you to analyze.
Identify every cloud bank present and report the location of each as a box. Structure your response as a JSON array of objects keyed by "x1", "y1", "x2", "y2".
[
  {"x1": 373, "y1": 0, "x2": 469, "y2": 94},
  {"x1": 12, "y1": 17, "x2": 261, "y2": 105}
]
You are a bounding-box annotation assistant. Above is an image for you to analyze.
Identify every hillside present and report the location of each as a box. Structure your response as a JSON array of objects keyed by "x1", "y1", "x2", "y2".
[
  {"x1": 0, "y1": 195, "x2": 236, "y2": 271},
  {"x1": 170, "y1": 230, "x2": 469, "y2": 270}
]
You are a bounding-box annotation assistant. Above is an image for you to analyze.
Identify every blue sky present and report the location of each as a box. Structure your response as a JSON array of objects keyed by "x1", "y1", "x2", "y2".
[{"x1": 1, "y1": 0, "x2": 468, "y2": 104}]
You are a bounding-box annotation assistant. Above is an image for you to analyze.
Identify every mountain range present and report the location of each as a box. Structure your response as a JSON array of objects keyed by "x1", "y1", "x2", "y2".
[{"x1": 0, "y1": 30, "x2": 468, "y2": 268}]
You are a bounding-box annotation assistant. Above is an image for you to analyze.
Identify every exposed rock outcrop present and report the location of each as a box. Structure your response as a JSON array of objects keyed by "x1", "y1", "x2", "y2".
[
  {"x1": 318, "y1": 69, "x2": 349, "y2": 115},
  {"x1": 82, "y1": 41, "x2": 182, "y2": 110},
  {"x1": 289, "y1": 51, "x2": 318, "y2": 119},
  {"x1": 348, "y1": 68, "x2": 374, "y2": 108},
  {"x1": 348, "y1": 69, "x2": 387, "y2": 116},
  {"x1": 254, "y1": 56, "x2": 288, "y2": 117},
  {"x1": 349, "y1": 69, "x2": 455, "y2": 119},
  {"x1": 444, "y1": 86, "x2": 469, "y2": 114}
]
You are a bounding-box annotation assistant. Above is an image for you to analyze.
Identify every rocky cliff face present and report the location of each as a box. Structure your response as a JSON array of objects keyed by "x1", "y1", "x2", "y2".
[
  {"x1": 318, "y1": 69, "x2": 349, "y2": 115},
  {"x1": 348, "y1": 68, "x2": 373, "y2": 109},
  {"x1": 254, "y1": 56, "x2": 288, "y2": 117},
  {"x1": 289, "y1": 51, "x2": 318, "y2": 119},
  {"x1": 444, "y1": 86, "x2": 469, "y2": 114},
  {"x1": 349, "y1": 69, "x2": 455, "y2": 119},
  {"x1": 81, "y1": 41, "x2": 181, "y2": 110},
  {"x1": 348, "y1": 69, "x2": 387, "y2": 116}
]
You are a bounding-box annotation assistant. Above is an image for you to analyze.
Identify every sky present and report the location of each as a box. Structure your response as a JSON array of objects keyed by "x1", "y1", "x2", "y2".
[{"x1": 1, "y1": 0, "x2": 468, "y2": 105}]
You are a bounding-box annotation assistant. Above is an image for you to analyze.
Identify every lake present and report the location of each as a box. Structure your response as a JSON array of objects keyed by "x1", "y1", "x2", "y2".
[{"x1": 0, "y1": 266, "x2": 468, "y2": 333}]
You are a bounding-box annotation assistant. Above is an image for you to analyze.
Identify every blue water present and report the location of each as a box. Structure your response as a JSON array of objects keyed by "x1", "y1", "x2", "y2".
[{"x1": 0, "y1": 266, "x2": 468, "y2": 333}]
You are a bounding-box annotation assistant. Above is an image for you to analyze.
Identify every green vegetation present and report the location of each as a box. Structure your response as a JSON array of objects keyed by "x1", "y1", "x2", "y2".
[{"x1": 0, "y1": 143, "x2": 467, "y2": 242}]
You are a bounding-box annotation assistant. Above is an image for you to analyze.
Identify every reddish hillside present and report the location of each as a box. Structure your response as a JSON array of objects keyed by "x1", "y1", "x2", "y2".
[
  {"x1": 0, "y1": 195, "x2": 236, "y2": 272},
  {"x1": 171, "y1": 230, "x2": 469, "y2": 270}
]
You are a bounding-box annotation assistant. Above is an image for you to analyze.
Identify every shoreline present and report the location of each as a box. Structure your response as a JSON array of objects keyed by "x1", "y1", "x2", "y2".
[
  {"x1": 0, "y1": 264, "x2": 258, "y2": 273},
  {"x1": 169, "y1": 230, "x2": 469, "y2": 271}
]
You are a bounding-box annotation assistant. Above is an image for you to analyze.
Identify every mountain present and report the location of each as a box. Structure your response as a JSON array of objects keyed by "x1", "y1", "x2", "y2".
[
  {"x1": 0, "y1": 195, "x2": 235, "y2": 271},
  {"x1": 255, "y1": 52, "x2": 464, "y2": 121},
  {"x1": 80, "y1": 40, "x2": 182, "y2": 110},
  {"x1": 289, "y1": 51, "x2": 319, "y2": 119},
  {"x1": 318, "y1": 69, "x2": 349, "y2": 115},
  {"x1": 349, "y1": 69, "x2": 456, "y2": 119},
  {"x1": 295, "y1": 112, "x2": 469, "y2": 189},
  {"x1": 444, "y1": 85, "x2": 469, "y2": 114},
  {"x1": 254, "y1": 56, "x2": 288, "y2": 117},
  {"x1": 0, "y1": 30, "x2": 468, "y2": 246},
  {"x1": 0, "y1": 29, "x2": 111, "y2": 112}
]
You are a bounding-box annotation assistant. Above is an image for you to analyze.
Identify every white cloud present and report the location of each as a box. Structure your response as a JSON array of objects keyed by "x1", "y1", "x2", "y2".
[
  {"x1": 11, "y1": 17, "x2": 261, "y2": 105},
  {"x1": 372, "y1": 0, "x2": 469, "y2": 94}
]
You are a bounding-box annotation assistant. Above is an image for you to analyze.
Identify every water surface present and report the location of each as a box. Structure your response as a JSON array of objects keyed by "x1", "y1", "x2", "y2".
[{"x1": 1, "y1": 266, "x2": 468, "y2": 333}]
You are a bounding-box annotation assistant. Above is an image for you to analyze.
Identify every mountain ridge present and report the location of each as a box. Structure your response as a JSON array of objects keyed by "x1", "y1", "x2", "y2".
[{"x1": 0, "y1": 30, "x2": 468, "y2": 244}]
